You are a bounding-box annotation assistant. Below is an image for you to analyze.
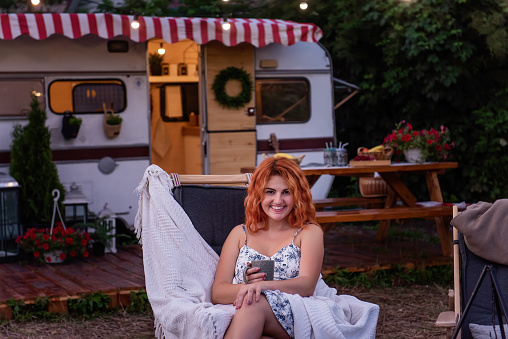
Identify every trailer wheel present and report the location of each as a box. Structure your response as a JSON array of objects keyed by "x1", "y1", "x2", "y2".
[{"x1": 212, "y1": 66, "x2": 252, "y2": 109}]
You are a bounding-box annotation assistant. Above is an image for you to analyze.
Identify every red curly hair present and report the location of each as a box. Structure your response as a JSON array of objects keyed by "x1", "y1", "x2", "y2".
[{"x1": 244, "y1": 157, "x2": 318, "y2": 233}]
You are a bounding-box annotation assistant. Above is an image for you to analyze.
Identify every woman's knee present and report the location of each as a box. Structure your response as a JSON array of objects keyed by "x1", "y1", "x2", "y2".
[{"x1": 237, "y1": 294, "x2": 271, "y2": 315}]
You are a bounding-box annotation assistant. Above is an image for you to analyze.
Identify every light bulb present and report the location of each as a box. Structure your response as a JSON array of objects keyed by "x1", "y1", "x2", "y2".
[
  {"x1": 300, "y1": 1, "x2": 308, "y2": 10},
  {"x1": 222, "y1": 18, "x2": 231, "y2": 31},
  {"x1": 31, "y1": 0, "x2": 40, "y2": 5},
  {"x1": 158, "y1": 43, "x2": 165, "y2": 55},
  {"x1": 131, "y1": 15, "x2": 140, "y2": 29}
]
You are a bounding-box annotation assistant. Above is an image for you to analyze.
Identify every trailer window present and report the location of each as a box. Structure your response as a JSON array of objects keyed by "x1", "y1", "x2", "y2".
[
  {"x1": 0, "y1": 79, "x2": 44, "y2": 117},
  {"x1": 48, "y1": 80, "x2": 126, "y2": 114},
  {"x1": 256, "y1": 78, "x2": 310, "y2": 123},
  {"x1": 159, "y1": 83, "x2": 199, "y2": 122}
]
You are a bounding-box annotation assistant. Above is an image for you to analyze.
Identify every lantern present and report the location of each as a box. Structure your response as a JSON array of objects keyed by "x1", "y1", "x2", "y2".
[
  {"x1": 0, "y1": 172, "x2": 21, "y2": 263},
  {"x1": 97, "y1": 203, "x2": 117, "y2": 253},
  {"x1": 62, "y1": 182, "x2": 89, "y2": 227}
]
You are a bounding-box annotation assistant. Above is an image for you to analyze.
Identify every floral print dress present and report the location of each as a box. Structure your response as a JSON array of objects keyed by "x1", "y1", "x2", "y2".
[{"x1": 234, "y1": 225, "x2": 302, "y2": 338}]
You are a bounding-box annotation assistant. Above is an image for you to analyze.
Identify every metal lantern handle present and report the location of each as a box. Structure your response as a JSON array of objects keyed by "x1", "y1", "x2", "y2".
[{"x1": 50, "y1": 189, "x2": 66, "y2": 233}]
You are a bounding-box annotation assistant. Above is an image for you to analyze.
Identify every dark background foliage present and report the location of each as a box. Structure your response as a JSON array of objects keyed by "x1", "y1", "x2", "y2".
[{"x1": 4, "y1": 0, "x2": 507, "y2": 203}]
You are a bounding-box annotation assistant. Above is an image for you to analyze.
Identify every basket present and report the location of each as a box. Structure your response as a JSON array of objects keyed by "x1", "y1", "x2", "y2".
[
  {"x1": 359, "y1": 175, "x2": 388, "y2": 197},
  {"x1": 357, "y1": 146, "x2": 393, "y2": 160},
  {"x1": 103, "y1": 104, "x2": 122, "y2": 139}
]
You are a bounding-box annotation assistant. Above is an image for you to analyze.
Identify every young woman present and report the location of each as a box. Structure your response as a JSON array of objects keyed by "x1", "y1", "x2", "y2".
[{"x1": 211, "y1": 157, "x2": 324, "y2": 339}]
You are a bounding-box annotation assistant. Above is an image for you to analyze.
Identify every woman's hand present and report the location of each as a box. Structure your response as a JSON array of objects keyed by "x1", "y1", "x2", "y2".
[
  {"x1": 244, "y1": 262, "x2": 267, "y2": 284},
  {"x1": 233, "y1": 281, "x2": 265, "y2": 309}
]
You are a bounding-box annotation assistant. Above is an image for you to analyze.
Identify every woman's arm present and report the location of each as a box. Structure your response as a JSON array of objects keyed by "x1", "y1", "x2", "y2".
[
  {"x1": 211, "y1": 225, "x2": 245, "y2": 304},
  {"x1": 233, "y1": 224, "x2": 324, "y2": 308}
]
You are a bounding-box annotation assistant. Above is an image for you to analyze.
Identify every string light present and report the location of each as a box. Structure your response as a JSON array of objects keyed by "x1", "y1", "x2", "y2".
[
  {"x1": 222, "y1": 17, "x2": 231, "y2": 31},
  {"x1": 299, "y1": 1, "x2": 308, "y2": 10},
  {"x1": 131, "y1": 14, "x2": 140, "y2": 29},
  {"x1": 31, "y1": 0, "x2": 40, "y2": 5},
  {"x1": 158, "y1": 42, "x2": 166, "y2": 55}
]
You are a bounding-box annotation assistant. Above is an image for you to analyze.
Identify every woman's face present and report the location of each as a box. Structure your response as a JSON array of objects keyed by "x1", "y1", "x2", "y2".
[{"x1": 261, "y1": 175, "x2": 294, "y2": 222}]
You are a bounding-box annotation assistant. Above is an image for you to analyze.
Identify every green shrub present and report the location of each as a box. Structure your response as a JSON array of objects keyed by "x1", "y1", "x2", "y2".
[
  {"x1": 10, "y1": 95, "x2": 65, "y2": 226},
  {"x1": 68, "y1": 292, "x2": 112, "y2": 318}
]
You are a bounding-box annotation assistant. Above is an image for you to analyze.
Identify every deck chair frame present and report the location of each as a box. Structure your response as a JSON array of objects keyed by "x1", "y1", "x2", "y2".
[
  {"x1": 436, "y1": 205, "x2": 508, "y2": 339},
  {"x1": 168, "y1": 173, "x2": 251, "y2": 256}
]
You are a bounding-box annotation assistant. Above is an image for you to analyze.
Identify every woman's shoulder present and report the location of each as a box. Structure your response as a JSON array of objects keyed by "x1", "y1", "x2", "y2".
[
  {"x1": 227, "y1": 224, "x2": 246, "y2": 240},
  {"x1": 294, "y1": 223, "x2": 323, "y2": 247}
]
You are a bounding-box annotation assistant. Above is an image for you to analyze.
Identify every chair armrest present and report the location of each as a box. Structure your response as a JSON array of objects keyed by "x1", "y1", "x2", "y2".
[{"x1": 435, "y1": 311, "x2": 458, "y2": 327}]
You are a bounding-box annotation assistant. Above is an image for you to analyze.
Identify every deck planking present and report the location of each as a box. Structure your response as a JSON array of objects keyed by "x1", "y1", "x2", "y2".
[{"x1": 0, "y1": 224, "x2": 451, "y2": 317}]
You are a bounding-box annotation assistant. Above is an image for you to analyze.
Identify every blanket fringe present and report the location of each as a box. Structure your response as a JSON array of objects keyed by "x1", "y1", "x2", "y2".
[
  {"x1": 154, "y1": 318, "x2": 164, "y2": 339},
  {"x1": 133, "y1": 165, "x2": 176, "y2": 244}
]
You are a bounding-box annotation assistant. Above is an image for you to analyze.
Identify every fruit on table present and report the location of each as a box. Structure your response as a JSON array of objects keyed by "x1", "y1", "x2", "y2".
[
  {"x1": 273, "y1": 153, "x2": 296, "y2": 159},
  {"x1": 368, "y1": 145, "x2": 385, "y2": 152}
]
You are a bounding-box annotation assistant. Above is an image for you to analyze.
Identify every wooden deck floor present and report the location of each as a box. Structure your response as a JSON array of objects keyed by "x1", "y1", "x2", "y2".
[{"x1": 0, "y1": 221, "x2": 451, "y2": 318}]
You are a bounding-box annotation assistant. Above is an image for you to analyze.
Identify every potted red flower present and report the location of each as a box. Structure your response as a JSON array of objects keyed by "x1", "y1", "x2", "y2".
[
  {"x1": 383, "y1": 121, "x2": 455, "y2": 163},
  {"x1": 16, "y1": 223, "x2": 90, "y2": 264}
]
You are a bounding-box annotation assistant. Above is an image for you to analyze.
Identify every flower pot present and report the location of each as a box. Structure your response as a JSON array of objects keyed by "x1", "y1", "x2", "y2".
[
  {"x1": 103, "y1": 105, "x2": 122, "y2": 138},
  {"x1": 150, "y1": 64, "x2": 162, "y2": 76},
  {"x1": 61, "y1": 113, "x2": 81, "y2": 139},
  {"x1": 92, "y1": 242, "x2": 106, "y2": 256},
  {"x1": 45, "y1": 250, "x2": 65, "y2": 264},
  {"x1": 404, "y1": 148, "x2": 425, "y2": 163}
]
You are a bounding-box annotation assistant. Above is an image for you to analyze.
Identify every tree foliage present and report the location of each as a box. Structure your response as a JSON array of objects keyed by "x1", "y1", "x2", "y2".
[
  {"x1": 310, "y1": 0, "x2": 508, "y2": 202},
  {"x1": 3, "y1": 0, "x2": 507, "y2": 202},
  {"x1": 10, "y1": 95, "x2": 65, "y2": 226}
]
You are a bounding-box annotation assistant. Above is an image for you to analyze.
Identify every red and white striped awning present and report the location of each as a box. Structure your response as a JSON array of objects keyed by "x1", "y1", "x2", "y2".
[{"x1": 0, "y1": 13, "x2": 322, "y2": 47}]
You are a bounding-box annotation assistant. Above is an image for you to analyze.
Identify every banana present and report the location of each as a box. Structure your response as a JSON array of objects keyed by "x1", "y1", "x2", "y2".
[
  {"x1": 368, "y1": 145, "x2": 385, "y2": 152},
  {"x1": 274, "y1": 153, "x2": 295, "y2": 159}
]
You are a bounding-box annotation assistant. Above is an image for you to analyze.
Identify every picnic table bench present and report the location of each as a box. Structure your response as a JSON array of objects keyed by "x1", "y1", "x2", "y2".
[{"x1": 302, "y1": 162, "x2": 458, "y2": 256}]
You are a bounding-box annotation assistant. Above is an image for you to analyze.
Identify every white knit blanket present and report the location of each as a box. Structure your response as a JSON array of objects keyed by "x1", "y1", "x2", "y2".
[{"x1": 134, "y1": 165, "x2": 379, "y2": 339}]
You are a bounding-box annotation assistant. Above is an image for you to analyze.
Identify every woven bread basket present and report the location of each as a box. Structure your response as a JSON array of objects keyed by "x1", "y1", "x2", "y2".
[
  {"x1": 359, "y1": 175, "x2": 388, "y2": 197},
  {"x1": 357, "y1": 146, "x2": 393, "y2": 160}
]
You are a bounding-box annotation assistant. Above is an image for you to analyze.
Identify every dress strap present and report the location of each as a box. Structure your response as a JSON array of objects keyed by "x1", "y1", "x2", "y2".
[
  {"x1": 292, "y1": 228, "x2": 303, "y2": 245},
  {"x1": 241, "y1": 224, "x2": 247, "y2": 246}
]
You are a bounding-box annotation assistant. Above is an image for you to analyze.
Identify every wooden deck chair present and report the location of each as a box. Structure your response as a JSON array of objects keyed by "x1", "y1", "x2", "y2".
[
  {"x1": 135, "y1": 168, "x2": 252, "y2": 338},
  {"x1": 436, "y1": 204, "x2": 508, "y2": 339}
]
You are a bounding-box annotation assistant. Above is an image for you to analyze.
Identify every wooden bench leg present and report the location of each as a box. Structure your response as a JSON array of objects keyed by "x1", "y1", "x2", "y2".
[
  {"x1": 375, "y1": 189, "x2": 396, "y2": 242},
  {"x1": 376, "y1": 220, "x2": 391, "y2": 243},
  {"x1": 436, "y1": 216, "x2": 452, "y2": 257}
]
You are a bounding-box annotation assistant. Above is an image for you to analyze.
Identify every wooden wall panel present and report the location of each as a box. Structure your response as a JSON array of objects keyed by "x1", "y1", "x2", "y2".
[
  {"x1": 209, "y1": 132, "x2": 257, "y2": 174},
  {"x1": 205, "y1": 41, "x2": 255, "y2": 131}
]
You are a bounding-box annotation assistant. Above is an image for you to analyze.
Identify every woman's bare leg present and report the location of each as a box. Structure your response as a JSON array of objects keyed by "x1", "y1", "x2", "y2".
[{"x1": 224, "y1": 295, "x2": 291, "y2": 339}]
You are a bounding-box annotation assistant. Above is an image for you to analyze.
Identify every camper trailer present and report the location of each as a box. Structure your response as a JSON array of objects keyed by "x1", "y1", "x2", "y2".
[{"x1": 0, "y1": 13, "x2": 337, "y2": 229}]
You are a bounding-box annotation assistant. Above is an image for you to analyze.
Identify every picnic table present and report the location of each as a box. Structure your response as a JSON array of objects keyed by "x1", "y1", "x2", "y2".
[{"x1": 301, "y1": 162, "x2": 458, "y2": 256}]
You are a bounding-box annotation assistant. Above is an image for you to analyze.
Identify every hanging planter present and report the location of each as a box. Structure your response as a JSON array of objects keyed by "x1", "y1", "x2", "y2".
[
  {"x1": 103, "y1": 103, "x2": 123, "y2": 139},
  {"x1": 212, "y1": 67, "x2": 253, "y2": 109},
  {"x1": 61, "y1": 111, "x2": 82, "y2": 139}
]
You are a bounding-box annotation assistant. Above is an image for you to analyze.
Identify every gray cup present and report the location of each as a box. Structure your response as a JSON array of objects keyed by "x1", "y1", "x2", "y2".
[{"x1": 243, "y1": 260, "x2": 274, "y2": 283}]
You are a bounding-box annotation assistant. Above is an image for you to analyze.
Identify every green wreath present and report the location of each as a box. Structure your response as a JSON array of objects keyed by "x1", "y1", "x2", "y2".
[{"x1": 212, "y1": 66, "x2": 253, "y2": 109}]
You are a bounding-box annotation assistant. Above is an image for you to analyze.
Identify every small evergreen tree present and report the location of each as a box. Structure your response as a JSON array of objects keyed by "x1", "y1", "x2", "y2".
[{"x1": 10, "y1": 94, "x2": 64, "y2": 227}]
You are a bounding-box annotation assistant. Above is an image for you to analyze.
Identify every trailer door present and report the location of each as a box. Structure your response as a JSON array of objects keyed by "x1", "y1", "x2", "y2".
[{"x1": 203, "y1": 41, "x2": 256, "y2": 174}]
